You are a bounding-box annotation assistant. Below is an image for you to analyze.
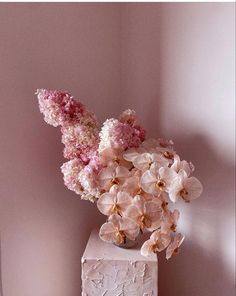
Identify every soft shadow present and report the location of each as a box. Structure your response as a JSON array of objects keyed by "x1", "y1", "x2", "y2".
[{"x1": 158, "y1": 134, "x2": 235, "y2": 296}]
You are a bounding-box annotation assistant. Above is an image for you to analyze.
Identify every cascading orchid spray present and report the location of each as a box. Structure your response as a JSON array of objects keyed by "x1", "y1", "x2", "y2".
[{"x1": 36, "y1": 89, "x2": 203, "y2": 260}]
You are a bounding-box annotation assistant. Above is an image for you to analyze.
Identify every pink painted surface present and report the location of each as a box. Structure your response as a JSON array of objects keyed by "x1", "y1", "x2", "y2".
[{"x1": 0, "y1": 3, "x2": 235, "y2": 296}]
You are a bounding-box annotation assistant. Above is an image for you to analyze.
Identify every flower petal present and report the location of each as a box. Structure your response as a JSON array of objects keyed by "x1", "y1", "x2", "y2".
[
  {"x1": 184, "y1": 177, "x2": 203, "y2": 201},
  {"x1": 99, "y1": 222, "x2": 117, "y2": 243},
  {"x1": 97, "y1": 192, "x2": 115, "y2": 215},
  {"x1": 117, "y1": 191, "x2": 133, "y2": 213},
  {"x1": 141, "y1": 170, "x2": 158, "y2": 195},
  {"x1": 141, "y1": 240, "x2": 154, "y2": 257},
  {"x1": 108, "y1": 213, "x2": 122, "y2": 228},
  {"x1": 120, "y1": 217, "x2": 140, "y2": 240}
]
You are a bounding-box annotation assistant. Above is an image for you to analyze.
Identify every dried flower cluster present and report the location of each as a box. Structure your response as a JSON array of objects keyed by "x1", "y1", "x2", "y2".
[{"x1": 37, "y1": 89, "x2": 203, "y2": 259}]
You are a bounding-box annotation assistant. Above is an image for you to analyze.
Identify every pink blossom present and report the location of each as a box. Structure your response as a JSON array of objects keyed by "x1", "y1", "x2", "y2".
[
  {"x1": 166, "y1": 233, "x2": 185, "y2": 260},
  {"x1": 141, "y1": 163, "x2": 178, "y2": 196},
  {"x1": 99, "y1": 214, "x2": 140, "y2": 245},
  {"x1": 98, "y1": 118, "x2": 146, "y2": 152},
  {"x1": 37, "y1": 89, "x2": 99, "y2": 163},
  {"x1": 36, "y1": 89, "x2": 85, "y2": 126},
  {"x1": 61, "y1": 159, "x2": 84, "y2": 195},
  {"x1": 119, "y1": 109, "x2": 138, "y2": 126},
  {"x1": 171, "y1": 154, "x2": 195, "y2": 176},
  {"x1": 97, "y1": 185, "x2": 133, "y2": 216},
  {"x1": 100, "y1": 147, "x2": 132, "y2": 168},
  {"x1": 124, "y1": 195, "x2": 162, "y2": 231},
  {"x1": 141, "y1": 230, "x2": 171, "y2": 257},
  {"x1": 98, "y1": 165, "x2": 130, "y2": 191},
  {"x1": 169, "y1": 170, "x2": 203, "y2": 203},
  {"x1": 161, "y1": 209, "x2": 180, "y2": 234},
  {"x1": 78, "y1": 164, "x2": 101, "y2": 202}
]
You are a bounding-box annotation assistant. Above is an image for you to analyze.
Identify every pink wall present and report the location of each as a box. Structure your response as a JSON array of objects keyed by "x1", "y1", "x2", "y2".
[{"x1": 0, "y1": 3, "x2": 235, "y2": 296}]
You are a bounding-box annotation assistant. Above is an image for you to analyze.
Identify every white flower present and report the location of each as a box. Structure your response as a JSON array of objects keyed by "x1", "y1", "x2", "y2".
[
  {"x1": 169, "y1": 170, "x2": 203, "y2": 203},
  {"x1": 141, "y1": 163, "x2": 178, "y2": 196}
]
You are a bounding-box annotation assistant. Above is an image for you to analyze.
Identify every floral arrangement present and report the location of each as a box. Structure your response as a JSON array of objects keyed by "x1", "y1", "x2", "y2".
[{"x1": 36, "y1": 89, "x2": 203, "y2": 260}]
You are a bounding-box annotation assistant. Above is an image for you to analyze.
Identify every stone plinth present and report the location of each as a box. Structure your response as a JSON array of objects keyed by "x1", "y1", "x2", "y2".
[{"x1": 81, "y1": 229, "x2": 158, "y2": 296}]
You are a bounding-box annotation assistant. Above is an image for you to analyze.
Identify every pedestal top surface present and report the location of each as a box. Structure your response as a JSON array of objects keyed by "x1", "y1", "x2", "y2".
[{"x1": 82, "y1": 229, "x2": 157, "y2": 262}]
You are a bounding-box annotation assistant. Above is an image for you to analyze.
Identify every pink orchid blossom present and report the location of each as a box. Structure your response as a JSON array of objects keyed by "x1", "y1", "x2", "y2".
[
  {"x1": 99, "y1": 214, "x2": 140, "y2": 245},
  {"x1": 171, "y1": 155, "x2": 194, "y2": 176},
  {"x1": 141, "y1": 230, "x2": 171, "y2": 257},
  {"x1": 131, "y1": 152, "x2": 169, "y2": 171},
  {"x1": 97, "y1": 185, "x2": 133, "y2": 216},
  {"x1": 169, "y1": 170, "x2": 203, "y2": 203},
  {"x1": 161, "y1": 209, "x2": 180, "y2": 233},
  {"x1": 122, "y1": 169, "x2": 149, "y2": 198},
  {"x1": 166, "y1": 233, "x2": 185, "y2": 260},
  {"x1": 125, "y1": 195, "x2": 162, "y2": 231},
  {"x1": 98, "y1": 165, "x2": 130, "y2": 191},
  {"x1": 141, "y1": 163, "x2": 178, "y2": 196},
  {"x1": 100, "y1": 147, "x2": 132, "y2": 169}
]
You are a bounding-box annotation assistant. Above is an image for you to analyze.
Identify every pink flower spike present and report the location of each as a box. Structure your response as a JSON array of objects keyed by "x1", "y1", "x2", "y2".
[
  {"x1": 61, "y1": 159, "x2": 84, "y2": 195},
  {"x1": 166, "y1": 233, "x2": 185, "y2": 260},
  {"x1": 36, "y1": 89, "x2": 85, "y2": 126}
]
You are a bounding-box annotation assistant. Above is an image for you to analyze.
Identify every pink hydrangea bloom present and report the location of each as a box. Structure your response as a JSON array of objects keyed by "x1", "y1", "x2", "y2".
[
  {"x1": 61, "y1": 159, "x2": 84, "y2": 195},
  {"x1": 37, "y1": 89, "x2": 99, "y2": 163},
  {"x1": 61, "y1": 120, "x2": 99, "y2": 163},
  {"x1": 98, "y1": 116, "x2": 146, "y2": 152},
  {"x1": 36, "y1": 89, "x2": 85, "y2": 126},
  {"x1": 119, "y1": 109, "x2": 138, "y2": 126},
  {"x1": 78, "y1": 164, "x2": 102, "y2": 202}
]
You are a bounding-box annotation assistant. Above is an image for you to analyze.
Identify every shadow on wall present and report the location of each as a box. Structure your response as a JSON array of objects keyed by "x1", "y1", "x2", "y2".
[{"x1": 158, "y1": 134, "x2": 235, "y2": 296}]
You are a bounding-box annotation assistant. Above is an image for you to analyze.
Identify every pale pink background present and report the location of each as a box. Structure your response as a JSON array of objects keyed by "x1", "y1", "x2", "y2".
[{"x1": 0, "y1": 3, "x2": 235, "y2": 296}]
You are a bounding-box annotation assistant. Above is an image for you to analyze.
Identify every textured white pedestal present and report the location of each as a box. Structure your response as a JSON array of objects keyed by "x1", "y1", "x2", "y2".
[{"x1": 81, "y1": 229, "x2": 158, "y2": 296}]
